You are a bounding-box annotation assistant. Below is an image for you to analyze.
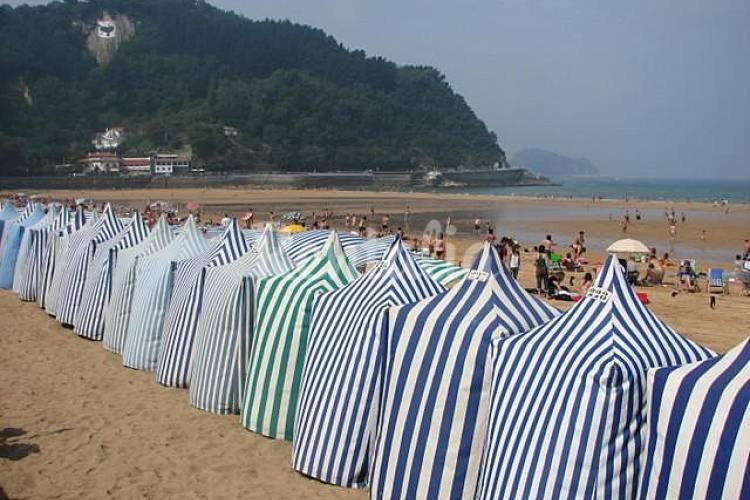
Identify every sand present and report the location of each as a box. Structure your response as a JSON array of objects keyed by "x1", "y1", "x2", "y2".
[{"x1": 1, "y1": 187, "x2": 748, "y2": 498}]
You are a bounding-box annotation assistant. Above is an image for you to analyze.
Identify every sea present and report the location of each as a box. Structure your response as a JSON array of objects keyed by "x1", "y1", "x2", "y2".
[{"x1": 458, "y1": 177, "x2": 750, "y2": 204}]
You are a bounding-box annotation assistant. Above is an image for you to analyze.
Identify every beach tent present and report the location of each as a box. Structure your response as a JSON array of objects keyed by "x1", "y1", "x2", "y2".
[
  {"x1": 370, "y1": 243, "x2": 559, "y2": 499},
  {"x1": 292, "y1": 238, "x2": 445, "y2": 488},
  {"x1": 189, "y1": 224, "x2": 294, "y2": 414},
  {"x1": 121, "y1": 216, "x2": 211, "y2": 371},
  {"x1": 73, "y1": 212, "x2": 149, "y2": 340},
  {"x1": 12, "y1": 204, "x2": 60, "y2": 296},
  {"x1": 241, "y1": 231, "x2": 359, "y2": 440},
  {"x1": 156, "y1": 219, "x2": 248, "y2": 388},
  {"x1": 0, "y1": 202, "x2": 31, "y2": 258},
  {"x1": 39, "y1": 209, "x2": 90, "y2": 313},
  {"x1": 282, "y1": 229, "x2": 364, "y2": 265},
  {"x1": 0, "y1": 203, "x2": 45, "y2": 288},
  {"x1": 0, "y1": 201, "x2": 19, "y2": 251},
  {"x1": 475, "y1": 255, "x2": 715, "y2": 500},
  {"x1": 54, "y1": 204, "x2": 123, "y2": 325},
  {"x1": 16, "y1": 206, "x2": 69, "y2": 302},
  {"x1": 412, "y1": 254, "x2": 467, "y2": 287},
  {"x1": 639, "y1": 338, "x2": 749, "y2": 500},
  {"x1": 103, "y1": 216, "x2": 173, "y2": 354},
  {"x1": 345, "y1": 235, "x2": 396, "y2": 268}
]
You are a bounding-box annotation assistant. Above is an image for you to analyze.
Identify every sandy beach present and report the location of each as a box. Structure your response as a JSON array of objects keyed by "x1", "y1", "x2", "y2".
[{"x1": 1, "y1": 187, "x2": 748, "y2": 498}]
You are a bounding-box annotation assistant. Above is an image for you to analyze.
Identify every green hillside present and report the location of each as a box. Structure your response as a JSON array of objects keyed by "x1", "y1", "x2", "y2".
[{"x1": 0, "y1": 0, "x2": 505, "y2": 174}]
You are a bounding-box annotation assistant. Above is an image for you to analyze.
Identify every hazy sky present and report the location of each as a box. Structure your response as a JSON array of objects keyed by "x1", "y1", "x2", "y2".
[{"x1": 6, "y1": 0, "x2": 750, "y2": 178}]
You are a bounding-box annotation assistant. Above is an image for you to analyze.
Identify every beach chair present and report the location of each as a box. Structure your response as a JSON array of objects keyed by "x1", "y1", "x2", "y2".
[{"x1": 707, "y1": 268, "x2": 727, "y2": 294}]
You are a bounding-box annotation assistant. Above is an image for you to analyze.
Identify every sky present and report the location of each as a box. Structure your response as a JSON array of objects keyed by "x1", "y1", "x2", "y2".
[{"x1": 6, "y1": 0, "x2": 750, "y2": 179}]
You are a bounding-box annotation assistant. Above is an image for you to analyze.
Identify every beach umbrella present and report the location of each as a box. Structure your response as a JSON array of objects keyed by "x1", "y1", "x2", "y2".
[
  {"x1": 639, "y1": 338, "x2": 749, "y2": 500},
  {"x1": 475, "y1": 254, "x2": 714, "y2": 500},
  {"x1": 292, "y1": 238, "x2": 445, "y2": 488},
  {"x1": 279, "y1": 223, "x2": 305, "y2": 234},
  {"x1": 40, "y1": 209, "x2": 91, "y2": 313},
  {"x1": 370, "y1": 243, "x2": 559, "y2": 499},
  {"x1": 281, "y1": 211, "x2": 305, "y2": 221},
  {"x1": 606, "y1": 238, "x2": 650, "y2": 254},
  {"x1": 189, "y1": 224, "x2": 294, "y2": 414},
  {"x1": 103, "y1": 215, "x2": 173, "y2": 354},
  {"x1": 121, "y1": 216, "x2": 212, "y2": 371},
  {"x1": 241, "y1": 231, "x2": 359, "y2": 440},
  {"x1": 156, "y1": 218, "x2": 249, "y2": 388},
  {"x1": 17, "y1": 205, "x2": 69, "y2": 302},
  {"x1": 53, "y1": 203, "x2": 124, "y2": 326},
  {"x1": 0, "y1": 203, "x2": 46, "y2": 289},
  {"x1": 73, "y1": 212, "x2": 150, "y2": 340}
]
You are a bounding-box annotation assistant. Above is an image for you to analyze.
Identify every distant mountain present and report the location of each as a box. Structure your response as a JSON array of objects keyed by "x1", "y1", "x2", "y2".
[
  {"x1": 512, "y1": 148, "x2": 599, "y2": 179},
  {"x1": 0, "y1": 0, "x2": 505, "y2": 174}
]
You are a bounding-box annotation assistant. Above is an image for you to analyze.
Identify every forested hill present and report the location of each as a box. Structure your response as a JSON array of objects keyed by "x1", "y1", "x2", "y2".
[{"x1": 0, "y1": 0, "x2": 505, "y2": 174}]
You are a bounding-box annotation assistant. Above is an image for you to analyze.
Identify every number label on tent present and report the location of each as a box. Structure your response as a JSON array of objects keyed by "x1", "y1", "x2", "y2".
[
  {"x1": 468, "y1": 270, "x2": 489, "y2": 282},
  {"x1": 586, "y1": 286, "x2": 613, "y2": 303}
]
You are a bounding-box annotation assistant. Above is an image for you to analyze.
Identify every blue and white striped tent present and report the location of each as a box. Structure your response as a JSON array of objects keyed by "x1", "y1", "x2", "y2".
[
  {"x1": 54, "y1": 204, "x2": 123, "y2": 325},
  {"x1": 189, "y1": 224, "x2": 294, "y2": 414},
  {"x1": 39, "y1": 209, "x2": 89, "y2": 312},
  {"x1": 241, "y1": 231, "x2": 359, "y2": 440},
  {"x1": 370, "y1": 243, "x2": 559, "y2": 499},
  {"x1": 475, "y1": 255, "x2": 715, "y2": 500},
  {"x1": 282, "y1": 230, "x2": 364, "y2": 265},
  {"x1": 11, "y1": 204, "x2": 59, "y2": 295},
  {"x1": 103, "y1": 216, "x2": 173, "y2": 354},
  {"x1": 639, "y1": 338, "x2": 749, "y2": 500},
  {"x1": 74, "y1": 212, "x2": 150, "y2": 340},
  {"x1": 156, "y1": 219, "x2": 249, "y2": 388},
  {"x1": 122, "y1": 216, "x2": 211, "y2": 371},
  {"x1": 345, "y1": 235, "x2": 396, "y2": 268},
  {"x1": 293, "y1": 238, "x2": 445, "y2": 488},
  {"x1": 0, "y1": 203, "x2": 45, "y2": 289},
  {"x1": 0, "y1": 201, "x2": 19, "y2": 245},
  {"x1": 0, "y1": 202, "x2": 31, "y2": 257},
  {"x1": 16, "y1": 205, "x2": 69, "y2": 302}
]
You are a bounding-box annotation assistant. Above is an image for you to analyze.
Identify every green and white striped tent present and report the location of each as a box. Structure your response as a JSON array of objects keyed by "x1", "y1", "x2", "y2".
[
  {"x1": 413, "y1": 255, "x2": 467, "y2": 287},
  {"x1": 241, "y1": 231, "x2": 359, "y2": 440}
]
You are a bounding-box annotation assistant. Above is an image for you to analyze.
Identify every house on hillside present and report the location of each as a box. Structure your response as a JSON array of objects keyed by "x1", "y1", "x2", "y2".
[{"x1": 79, "y1": 152, "x2": 122, "y2": 174}]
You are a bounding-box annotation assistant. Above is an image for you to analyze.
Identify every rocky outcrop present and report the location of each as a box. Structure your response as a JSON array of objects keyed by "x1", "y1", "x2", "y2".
[{"x1": 85, "y1": 12, "x2": 135, "y2": 65}]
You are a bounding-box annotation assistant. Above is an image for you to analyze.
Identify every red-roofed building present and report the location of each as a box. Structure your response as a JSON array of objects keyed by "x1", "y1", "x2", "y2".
[{"x1": 122, "y1": 156, "x2": 152, "y2": 175}]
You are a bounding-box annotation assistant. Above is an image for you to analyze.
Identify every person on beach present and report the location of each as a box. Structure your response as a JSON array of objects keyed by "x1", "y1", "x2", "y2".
[
  {"x1": 485, "y1": 228, "x2": 497, "y2": 244},
  {"x1": 681, "y1": 211, "x2": 686, "y2": 223},
  {"x1": 646, "y1": 262, "x2": 664, "y2": 285},
  {"x1": 358, "y1": 216, "x2": 367, "y2": 237},
  {"x1": 221, "y1": 213, "x2": 230, "y2": 226},
  {"x1": 535, "y1": 245, "x2": 549, "y2": 296},
  {"x1": 635, "y1": 209, "x2": 641, "y2": 221},
  {"x1": 580, "y1": 272, "x2": 594, "y2": 294},
  {"x1": 621, "y1": 214, "x2": 629, "y2": 233},
  {"x1": 269, "y1": 211, "x2": 275, "y2": 223},
  {"x1": 428, "y1": 233, "x2": 436, "y2": 257},
  {"x1": 510, "y1": 246, "x2": 521, "y2": 279},
  {"x1": 743, "y1": 240, "x2": 750, "y2": 260},
  {"x1": 435, "y1": 233, "x2": 446, "y2": 260},
  {"x1": 669, "y1": 222, "x2": 677, "y2": 240},
  {"x1": 474, "y1": 218, "x2": 482, "y2": 236},
  {"x1": 382, "y1": 214, "x2": 390, "y2": 233},
  {"x1": 659, "y1": 252, "x2": 674, "y2": 268},
  {"x1": 572, "y1": 231, "x2": 585, "y2": 260},
  {"x1": 542, "y1": 234, "x2": 554, "y2": 251}
]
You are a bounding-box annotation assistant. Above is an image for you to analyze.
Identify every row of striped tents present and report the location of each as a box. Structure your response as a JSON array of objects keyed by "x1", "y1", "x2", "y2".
[
  {"x1": 293, "y1": 238, "x2": 445, "y2": 488},
  {"x1": 39, "y1": 209, "x2": 91, "y2": 313},
  {"x1": 11, "y1": 204, "x2": 59, "y2": 295},
  {"x1": 103, "y1": 216, "x2": 173, "y2": 354},
  {"x1": 282, "y1": 229, "x2": 364, "y2": 265},
  {"x1": 241, "y1": 231, "x2": 359, "y2": 440},
  {"x1": 16, "y1": 205, "x2": 70, "y2": 302},
  {"x1": 640, "y1": 338, "x2": 749, "y2": 500},
  {"x1": 122, "y1": 216, "x2": 211, "y2": 371},
  {"x1": 54, "y1": 203, "x2": 124, "y2": 325},
  {"x1": 189, "y1": 224, "x2": 294, "y2": 414},
  {"x1": 0, "y1": 203, "x2": 45, "y2": 288},
  {"x1": 475, "y1": 255, "x2": 715, "y2": 500},
  {"x1": 370, "y1": 243, "x2": 559, "y2": 499},
  {"x1": 73, "y1": 212, "x2": 150, "y2": 340},
  {"x1": 156, "y1": 219, "x2": 249, "y2": 388}
]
